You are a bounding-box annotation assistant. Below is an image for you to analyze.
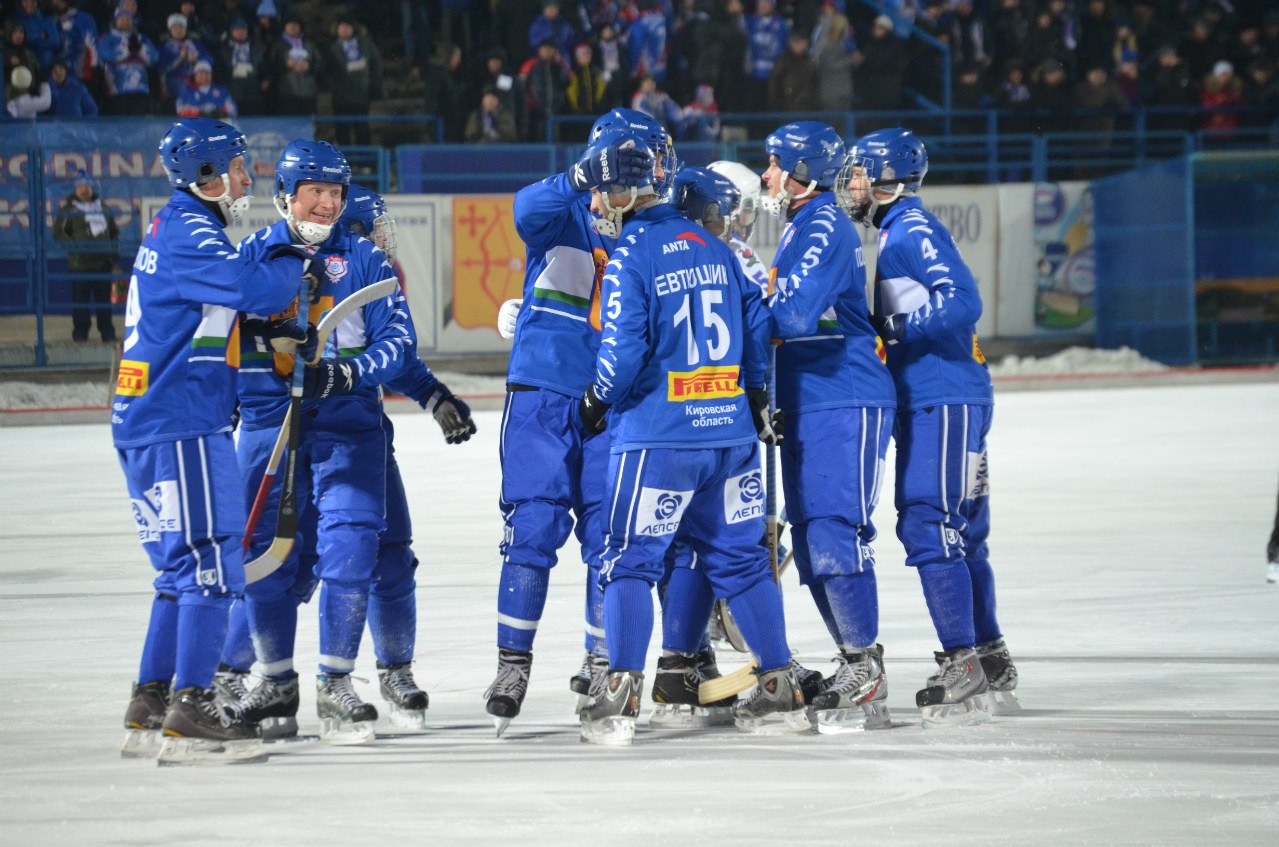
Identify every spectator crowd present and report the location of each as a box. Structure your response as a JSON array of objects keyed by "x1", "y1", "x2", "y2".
[{"x1": 3, "y1": 0, "x2": 1276, "y2": 140}]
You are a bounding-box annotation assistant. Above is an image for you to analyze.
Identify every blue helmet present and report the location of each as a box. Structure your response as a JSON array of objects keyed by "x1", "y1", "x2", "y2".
[
  {"x1": 764, "y1": 121, "x2": 846, "y2": 189},
  {"x1": 589, "y1": 107, "x2": 677, "y2": 196},
  {"x1": 672, "y1": 166, "x2": 740, "y2": 242},
  {"x1": 158, "y1": 118, "x2": 247, "y2": 189},
  {"x1": 584, "y1": 124, "x2": 660, "y2": 238},
  {"x1": 340, "y1": 183, "x2": 398, "y2": 263},
  {"x1": 274, "y1": 139, "x2": 351, "y2": 244},
  {"x1": 849, "y1": 127, "x2": 928, "y2": 192}
]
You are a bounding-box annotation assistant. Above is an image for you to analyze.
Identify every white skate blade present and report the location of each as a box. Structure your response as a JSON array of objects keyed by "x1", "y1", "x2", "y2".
[
  {"x1": 920, "y1": 692, "x2": 995, "y2": 729},
  {"x1": 386, "y1": 706, "x2": 429, "y2": 731},
  {"x1": 156, "y1": 735, "x2": 267, "y2": 766},
  {"x1": 813, "y1": 702, "x2": 892, "y2": 734},
  {"x1": 259, "y1": 716, "x2": 299, "y2": 740},
  {"x1": 492, "y1": 716, "x2": 513, "y2": 738},
  {"x1": 580, "y1": 715, "x2": 636, "y2": 746},
  {"x1": 648, "y1": 703, "x2": 735, "y2": 729},
  {"x1": 319, "y1": 717, "x2": 376, "y2": 745},
  {"x1": 120, "y1": 729, "x2": 162, "y2": 759},
  {"x1": 990, "y1": 690, "x2": 1022, "y2": 715},
  {"x1": 734, "y1": 709, "x2": 812, "y2": 736}
]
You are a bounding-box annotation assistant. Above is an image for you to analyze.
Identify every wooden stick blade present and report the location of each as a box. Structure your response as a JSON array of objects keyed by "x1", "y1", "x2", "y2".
[
  {"x1": 699, "y1": 661, "x2": 758, "y2": 703},
  {"x1": 244, "y1": 536, "x2": 294, "y2": 584}
]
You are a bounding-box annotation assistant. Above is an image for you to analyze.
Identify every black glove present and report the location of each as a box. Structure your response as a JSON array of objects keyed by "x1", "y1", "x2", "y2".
[
  {"x1": 426, "y1": 383, "x2": 477, "y2": 445},
  {"x1": 302, "y1": 358, "x2": 358, "y2": 401},
  {"x1": 577, "y1": 384, "x2": 611, "y2": 435},
  {"x1": 870, "y1": 312, "x2": 905, "y2": 346},
  {"x1": 747, "y1": 388, "x2": 783, "y2": 446},
  {"x1": 567, "y1": 142, "x2": 653, "y2": 193},
  {"x1": 240, "y1": 316, "x2": 308, "y2": 353}
]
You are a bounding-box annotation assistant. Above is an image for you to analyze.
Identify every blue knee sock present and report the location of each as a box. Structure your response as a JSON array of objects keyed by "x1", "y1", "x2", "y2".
[
  {"x1": 603, "y1": 577, "x2": 653, "y2": 672},
  {"x1": 725, "y1": 580, "x2": 791, "y2": 672},
  {"x1": 368, "y1": 591, "x2": 415, "y2": 666},
  {"x1": 247, "y1": 595, "x2": 299, "y2": 678},
  {"x1": 918, "y1": 561, "x2": 976, "y2": 651},
  {"x1": 497, "y1": 562, "x2": 549, "y2": 653},
  {"x1": 220, "y1": 599, "x2": 255, "y2": 672},
  {"x1": 319, "y1": 583, "x2": 369, "y2": 674},
  {"x1": 584, "y1": 568, "x2": 607, "y2": 657},
  {"x1": 817, "y1": 572, "x2": 879, "y2": 651},
  {"x1": 660, "y1": 566, "x2": 715, "y2": 655},
  {"x1": 174, "y1": 600, "x2": 229, "y2": 691},
  {"x1": 967, "y1": 558, "x2": 1002, "y2": 645},
  {"x1": 138, "y1": 593, "x2": 178, "y2": 685}
]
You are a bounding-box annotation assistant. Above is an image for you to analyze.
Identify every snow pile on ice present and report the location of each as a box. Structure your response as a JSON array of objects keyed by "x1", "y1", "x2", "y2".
[
  {"x1": 0, "y1": 381, "x2": 109, "y2": 411},
  {"x1": 990, "y1": 346, "x2": 1167, "y2": 377}
]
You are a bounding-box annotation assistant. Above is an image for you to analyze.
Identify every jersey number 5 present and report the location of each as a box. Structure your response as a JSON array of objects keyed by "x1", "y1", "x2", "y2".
[{"x1": 673, "y1": 289, "x2": 730, "y2": 366}]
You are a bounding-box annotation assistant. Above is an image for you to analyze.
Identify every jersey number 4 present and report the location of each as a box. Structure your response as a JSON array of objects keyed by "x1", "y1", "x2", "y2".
[{"x1": 673, "y1": 290, "x2": 730, "y2": 366}]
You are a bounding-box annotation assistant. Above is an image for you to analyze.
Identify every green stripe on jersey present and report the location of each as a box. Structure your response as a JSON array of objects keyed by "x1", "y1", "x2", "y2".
[
  {"x1": 532, "y1": 287, "x2": 591, "y2": 308},
  {"x1": 190, "y1": 336, "x2": 228, "y2": 348},
  {"x1": 338, "y1": 346, "x2": 368, "y2": 357}
]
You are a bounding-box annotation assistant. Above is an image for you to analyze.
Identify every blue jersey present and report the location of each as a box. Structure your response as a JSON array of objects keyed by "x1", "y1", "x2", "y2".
[
  {"x1": 593, "y1": 203, "x2": 771, "y2": 453},
  {"x1": 729, "y1": 234, "x2": 770, "y2": 297},
  {"x1": 873, "y1": 197, "x2": 992, "y2": 411},
  {"x1": 111, "y1": 190, "x2": 302, "y2": 449},
  {"x1": 745, "y1": 14, "x2": 789, "y2": 80},
  {"x1": 236, "y1": 222, "x2": 416, "y2": 432},
  {"x1": 769, "y1": 193, "x2": 895, "y2": 416},
  {"x1": 176, "y1": 82, "x2": 237, "y2": 119},
  {"x1": 96, "y1": 31, "x2": 159, "y2": 96},
  {"x1": 508, "y1": 173, "x2": 616, "y2": 397}
]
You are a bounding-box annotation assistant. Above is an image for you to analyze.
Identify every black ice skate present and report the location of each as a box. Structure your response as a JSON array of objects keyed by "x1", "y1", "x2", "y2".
[
  {"x1": 121, "y1": 680, "x2": 170, "y2": 759},
  {"x1": 212, "y1": 663, "x2": 251, "y2": 709},
  {"x1": 157, "y1": 686, "x2": 266, "y2": 766},
  {"x1": 791, "y1": 661, "x2": 826, "y2": 702},
  {"x1": 732, "y1": 665, "x2": 812, "y2": 735},
  {"x1": 316, "y1": 673, "x2": 378, "y2": 745},
  {"x1": 378, "y1": 662, "x2": 429, "y2": 730},
  {"x1": 976, "y1": 638, "x2": 1022, "y2": 715},
  {"x1": 237, "y1": 672, "x2": 300, "y2": 740},
  {"x1": 649, "y1": 651, "x2": 736, "y2": 729},
  {"x1": 580, "y1": 670, "x2": 643, "y2": 746},
  {"x1": 569, "y1": 652, "x2": 609, "y2": 712},
  {"x1": 808, "y1": 645, "x2": 892, "y2": 733},
  {"x1": 916, "y1": 647, "x2": 995, "y2": 728},
  {"x1": 484, "y1": 648, "x2": 532, "y2": 738}
]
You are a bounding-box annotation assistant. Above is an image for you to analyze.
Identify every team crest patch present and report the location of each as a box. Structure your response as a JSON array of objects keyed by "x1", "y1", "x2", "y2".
[
  {"x1": 723, "y1": 470, "x2": 764, "y2": 524},
  {"x1": 325, "y1": 256, "x2": 349, "y2": 281},
  {"x1": 634, "y1": 487, "x2": 693, "y2": 537}
]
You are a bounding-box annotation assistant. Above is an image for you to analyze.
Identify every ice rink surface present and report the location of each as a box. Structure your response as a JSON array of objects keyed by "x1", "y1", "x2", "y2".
[{"x1": 1, "y1": 380, "x2": 1277, "y2": 846}]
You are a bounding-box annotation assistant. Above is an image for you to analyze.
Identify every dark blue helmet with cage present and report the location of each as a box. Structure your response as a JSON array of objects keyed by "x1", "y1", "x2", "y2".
[
  {"x1": 837, "y1": 127, "x2": 929, "y2": 226},
  {"x1": 273, "y1": 139, "x2": 352, "y2": 244},
  {"x1": 157, "y1": 118, "x2": 251, "y2": 223},
  {"x1": 761, "y1": 121, "x2": 846, "y2": 217},
  {"x1": 340, "y1": 183, "x2": 398, "y2": 263},
  {"x1": 589, "y1": 107, "x2": 678, "y2": 197},
  {"x1": 584, "y1": 124, "x2": 658, "y2": 238},
  {"x1": 672, "y1": 166, "x2": 740, "y2": 242}
]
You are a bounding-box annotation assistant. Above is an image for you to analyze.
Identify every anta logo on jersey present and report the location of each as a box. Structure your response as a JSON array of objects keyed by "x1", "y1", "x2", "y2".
[
  {"x1": 662, "y1": 240, "x2": 690, "y2": 254},
  {"x1": 634, "y1": 487, "x2": 693, "y2": 536},
  {"x1": 324, "y1": 256, "x2": 349, "y2": 281},
  {"x1": 668, "y1": 366, "x2": 742, "y2": 401},
  {"x1": 723, "y1": 470, "x2": 765, "y2": 524},
  {"x1": 116, "y1": 360, "x2": 149, "y2": 396}
]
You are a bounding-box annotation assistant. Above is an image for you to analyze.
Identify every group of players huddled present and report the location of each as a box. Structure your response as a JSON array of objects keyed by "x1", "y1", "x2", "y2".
[{"x1": 114, "y1": 107, "x2": 1019, "y2": 765}]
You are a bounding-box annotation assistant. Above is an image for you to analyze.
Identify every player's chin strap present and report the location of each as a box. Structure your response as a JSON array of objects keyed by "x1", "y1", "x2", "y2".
[
  {"x1": 862, "y1": 182, "x2": 906, "y2": 228},
  {"x1": 591, "y1": 185, "x2": 652, "y2": 238},
  {"x1": 274, "y1": 193, "x2": 345, "y2": 245},
  {"x1": 760, "y1": 172, "x2": 817, "y2": 219},
  {"x1": 200, "y1": 173, "x2": 252, "y2": 225}
]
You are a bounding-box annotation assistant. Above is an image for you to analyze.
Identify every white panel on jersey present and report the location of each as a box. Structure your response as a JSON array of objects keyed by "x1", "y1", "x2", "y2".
[
  {"x1": 535, "y1": 245, "x2": 597, "y2": 302},
  {"x1": 880, "y1": 275, "x2": 930, "y2": 316},
  {"x1": 634, "y1": 487, "x2": 694, "y2": 537},
  {"x1": 967, "y1": 449, "x2": 990, "y2": 499},
  {"x1": 723, "y1": 469, "x2": 765, "y2": 525},
  {"x1": 130, "y1": 480, "x2": 182, "y2": 544}
]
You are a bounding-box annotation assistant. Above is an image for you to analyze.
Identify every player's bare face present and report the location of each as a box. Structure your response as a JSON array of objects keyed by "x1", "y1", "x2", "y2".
[
  {"x1": 847, "y1": 164, "x2": 872, "y2": 210},
  {"x1": 292, "y1": 181, "x2": 343, "y2": 226},
  {"x1": 762, "y1": 157, "x2": 784, "y2": 198},
  {"x1": 196, "y1": 155, "x2": 251, "y2": 201}
]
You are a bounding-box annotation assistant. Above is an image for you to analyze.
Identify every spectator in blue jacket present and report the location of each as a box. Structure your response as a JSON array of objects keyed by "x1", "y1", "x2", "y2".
[
  {"x1": 46, "y1": 59, "x2": 97, "y2": 115},
  {"x1": 95, "y1": 9, "x2": 159, "y2": 115},
  {"x1": 49, "y1": 0, "x2": 97, "y2": 86},
  {"x1": 16, "y1": 0, "x2": 60, "y2": 71},
  {"x1": 746, "y1": 0, "x2": 788, "y2": 108},
  {"x1": 528, "y1": 1, "x2": 576, "y2": 58}
]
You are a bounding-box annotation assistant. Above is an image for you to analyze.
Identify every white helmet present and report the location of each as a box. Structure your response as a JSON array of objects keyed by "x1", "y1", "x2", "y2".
[{"x1": 708, "y1": 160, "x2": 761, "y2": 241}]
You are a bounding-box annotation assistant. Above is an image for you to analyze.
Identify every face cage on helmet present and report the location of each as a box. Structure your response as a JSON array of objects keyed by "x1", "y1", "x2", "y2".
[
  {"x1": 835, "y1": 154, "x2": 904, "y2": 227},
  {"x1": 373, "y1": 213, "x2": 398, "y2": 264}
]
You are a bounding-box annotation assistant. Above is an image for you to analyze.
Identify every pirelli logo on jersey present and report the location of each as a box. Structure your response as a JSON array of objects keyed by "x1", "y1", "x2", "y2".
[
  {"x1": 116, "y1": 360, "x2": 149, "y2": 396},
  {"x1": 667, "y1": 366, "x2": 742, "y2": 402}
]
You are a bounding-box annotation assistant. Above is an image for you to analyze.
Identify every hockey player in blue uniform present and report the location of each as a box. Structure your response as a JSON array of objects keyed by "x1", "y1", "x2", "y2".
[
  {"x1": 760, "y1": 121, "x2": 898, "y2": 733},
  {"x1": 577, "y1": 129, "x2": 809, "y2": 745},
  {"x1": 231, "y1": 142, "x2": 431, "y2": 744},
  {"x1": 114, "y1": 118, "x2": 308, "y2": 765},
  {"x1": 485, "y1": 108, "x2": 671, "y2": 736},
  {"x1": 839, "y1": 127, "x2": 1019, "y2": 725}
]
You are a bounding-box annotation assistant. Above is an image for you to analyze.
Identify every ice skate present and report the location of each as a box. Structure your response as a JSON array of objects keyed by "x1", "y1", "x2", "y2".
[
  {"x1": 1267, "y1": 562, "x2": 1279, "y2": 584},
  {"x1": 237, "y1": 672, "x2": 300, "y2": 740},
  {"x1": 976, "y1": 638, "x2": 1022, "y2": 715},
  {"x1": 121, "y1": 680, "x2": 169, "y2": 759},
  {"x1": 316, "y1": 673, "x2": 378, "y2": 745},
  {"x1": 916, "y1": 647, "x2": 995, "y2": 728},
  {"x1": 156, "y1": 687, "x2": 267, "y2": 766},
  {"x1": 378, "y1": 662, "x2": 429, "y2": 730},
  {"x1": 569, "y1": 652, "x2": 609, "y2": 712},
  {"x1": 580, "y1": 670, "x2": 643, "y2": 746},
  {"x1": 790, "y1": 661, "x2": 825, "y2": 703},
  {"x1": 649, "y1": 651, "x2": 736, "y2": 729},
  {"x1": 484, "y1": 648, "x2": 532, "y2": 738},
  {"x1": 732, "y1": 665, "x2": 812, "y2": 735},
  {"x1": 808, "y1": 645, "x2": 892, "y2": 733},
  {"x1": 212, "y1": 664, "x2": 251, "y2": 709}
]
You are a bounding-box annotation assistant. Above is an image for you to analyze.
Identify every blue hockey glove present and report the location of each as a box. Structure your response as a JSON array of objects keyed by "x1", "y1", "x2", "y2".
[
  {"x1": 240, "y1": 316, "x2": 309, "y2": 354},
  {"x1": 568, "y1": 142, "x2": 653, "y2": 193},
  {"x1": 870, "y1": 313, "x2": 905, "y2": 345},
  {"x1": 426, "y1": 382, "x2": 477, "y2": 445},
  {"x1": 303, "y1": 358, "x2": 358, "y2": 401},
  {"x1": 747, "y1": 388, "x2": 783, "y2": 446},
  {"x1": 578, "y1": 384, "x2": 611, "y2": 435},
  {"x1": 265, "y1": 243, "x2": 322, "y2": 301}
]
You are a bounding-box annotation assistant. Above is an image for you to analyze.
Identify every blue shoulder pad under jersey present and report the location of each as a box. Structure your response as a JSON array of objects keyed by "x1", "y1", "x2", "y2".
[
  {"x1": 593, "y1": 203, "x2": 770, "y2": 453},
  {"x1": 507, "y1": 172, "x2": 616, "y2": 396},
  {"x1": 767, "y1": 192, "x2": 895, "y2": 416},
  {"x1": 111, "y1": 190, "x2": 303, "y2": 449},
  {"x1": 874, "y1": 196, "x2": 992, "y2": 411}
]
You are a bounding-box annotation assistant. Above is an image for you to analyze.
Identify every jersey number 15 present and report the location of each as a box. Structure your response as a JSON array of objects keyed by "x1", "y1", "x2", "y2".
[{"x1": 673, "y1": 290, "x2": 730, "y2": 366}]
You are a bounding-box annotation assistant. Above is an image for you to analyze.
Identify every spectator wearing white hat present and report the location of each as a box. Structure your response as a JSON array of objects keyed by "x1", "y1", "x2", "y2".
[
  {"x1": 175, "y1": 59, "x2": 237, "y2": 119},
  {"x1": 158, "y1": 12, "x2": 213, "y2": 107},
  {"x1": 1201, "y1": 59, "x2": 1245, "y2": 135},
  {"x1": 6, "y1": 64, "x2": 52, "y2": 117}
]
